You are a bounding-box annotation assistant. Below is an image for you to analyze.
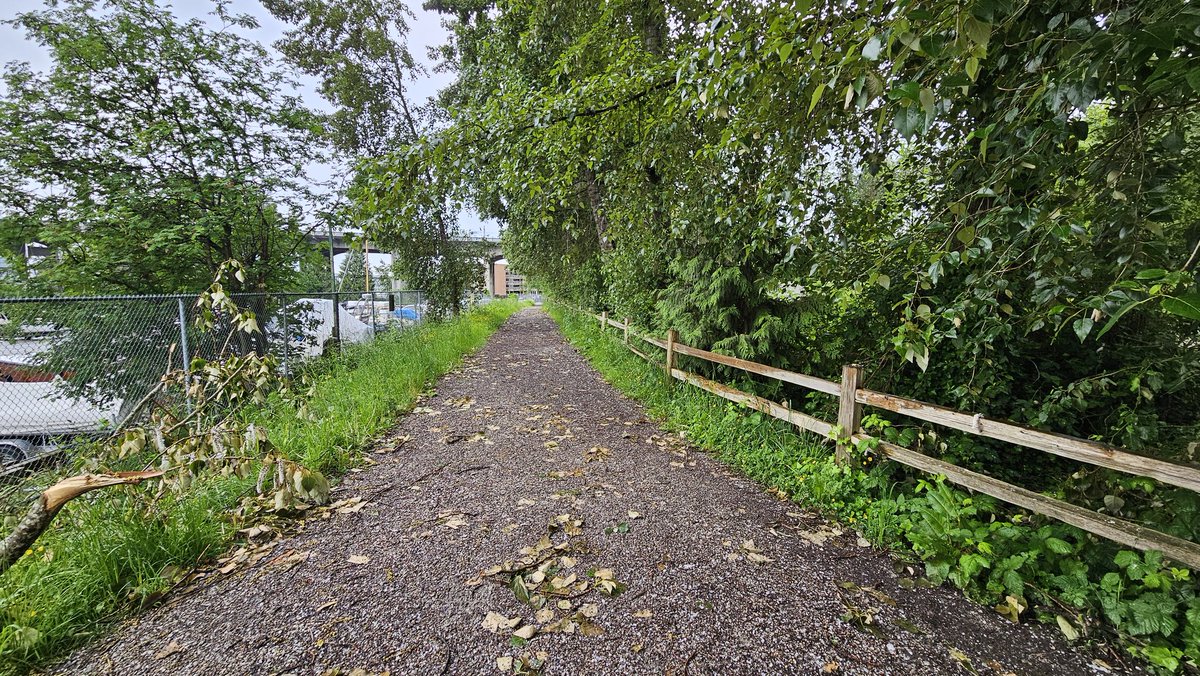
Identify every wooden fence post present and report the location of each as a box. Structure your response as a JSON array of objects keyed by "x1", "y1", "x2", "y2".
[
  {"x1": 601, "y1": 311, "x2": 607, "y2": 332},
  {"x1": 836, "y1": 364, "x2": 863, "y2": 464},
  {"x1": 623, "y1": 317, "x2": 630, "y2": 344},
  {"x1": 664, "y1": 329, "x2": 678, "y2": 388}
]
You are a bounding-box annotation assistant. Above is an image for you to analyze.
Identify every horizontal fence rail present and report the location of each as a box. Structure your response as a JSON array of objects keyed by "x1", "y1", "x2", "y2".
[{"x1": 566, "y1": 302, "x2": 1200, "y2": 570}]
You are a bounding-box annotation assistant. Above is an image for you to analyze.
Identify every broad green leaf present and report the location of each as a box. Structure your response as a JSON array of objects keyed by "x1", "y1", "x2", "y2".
[
  {"x1": 1073, "y1": 317, "x2": 1094, "y2": 342},
  {"x1": 956, "y1": 225, "x2": 976, "y2": 245},
  {"x1": 965, "y1": 57, "x2": 979, "y2": 81},
  {"x1": 862, "y1": 37, "x2": 882, "y2": 60},
  {"x1": 808, "y1": 83, "x2": 826, "y2": 115},
  {"x1": 918, "y1": 87, "x2": 935, "y2": 115},
  {"x1": 778, "y1": 41, "x2": 794, "y2": 63},
  {"x1": 1162, "y1": 293, "x2": 1200, "y2": 321}
]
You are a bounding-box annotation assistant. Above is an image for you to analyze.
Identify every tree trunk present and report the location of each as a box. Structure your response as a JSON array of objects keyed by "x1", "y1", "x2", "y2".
[{"x1": 581, "y1": 166, "x2": 611, "y2": 251}]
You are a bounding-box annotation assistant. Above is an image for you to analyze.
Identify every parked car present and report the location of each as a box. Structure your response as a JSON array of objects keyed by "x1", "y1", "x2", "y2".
[{"x1": 0, "y1": 347, "x2": 120, "y2": 471}]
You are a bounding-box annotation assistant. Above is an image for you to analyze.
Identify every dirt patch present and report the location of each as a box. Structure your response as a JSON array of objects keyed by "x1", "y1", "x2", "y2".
[{"x1": 57, "y1": 308, "x2": 1133, "y2": 675}]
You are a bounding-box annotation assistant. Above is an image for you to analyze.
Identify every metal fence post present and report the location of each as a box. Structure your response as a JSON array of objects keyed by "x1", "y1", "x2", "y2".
[
  {"x1": 176, "y1": 298, "x2": 192, "y2": 412},
  {"x1": 281, "y1": 298, "x2": 290, "y2": 376},
  {"x1": 331, "y1": 291, "x2": 341, "y2": 351},
  {"x1": 370, "y1": 291, "x2": 379, "y2": 338}
]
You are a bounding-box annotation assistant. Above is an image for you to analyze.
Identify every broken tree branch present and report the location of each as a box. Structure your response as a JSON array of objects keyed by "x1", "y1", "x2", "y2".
[{"x1": 0, "y1": 470, "x2": 164, "y2": 575}]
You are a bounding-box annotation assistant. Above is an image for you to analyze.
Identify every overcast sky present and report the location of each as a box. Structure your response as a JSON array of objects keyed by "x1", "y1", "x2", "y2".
[{"x1": 0, "y1": 0, "x2": 501, "y2": 239}]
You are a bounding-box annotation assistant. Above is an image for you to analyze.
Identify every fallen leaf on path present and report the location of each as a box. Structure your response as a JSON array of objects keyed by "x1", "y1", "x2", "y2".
[
  {"x1": 266, "y1": 549, "x2": 310, "y2": 569},
  {"x1": 535, "y1": 608, "x2": 555, "y2": 623},
  {"x1": 482, "y1": 612, "x2": 522, "y2": 633},
  {"x1": 948, "y1": 647, "x2": 973, "y2": 670},
  {"x1": 892, "y1": 616, "x2": 925, "y2": 634},
  {"x1": 584, "y1": 446, "x2": 612, "y2": 462},
  {"x1": 333, "y1": 497, "x2": 370, "y2": 514},
  {"x1": 155, "y1": 641, "x2": 184, "y2": 659},
  {"x1": 512, "y1": 625, "x2": 537, "y2": 640},
  {"x1": 627, "y1": 510, "x2": 641, "y2": 519},
  {"x1": 1056, "y1": 615, "x2": 1079, "y2": 641},
  {"x1": 316, "y1": 599, "x2": 337, "y2": 612},
  {"x1": 238, "y1": 524, "x2": 273, "y2": 539},
  {"x1": 632, "y1": 609, "x2": 652, "y2": 618},
  {"x1": 347, "y1": 554, "x2": 370, "y2": 565}
]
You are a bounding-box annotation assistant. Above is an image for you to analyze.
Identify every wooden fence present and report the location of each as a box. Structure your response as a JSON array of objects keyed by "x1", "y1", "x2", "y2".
[{"x1": 571, "y1": 305, "x2": 1200, "y2": 570}]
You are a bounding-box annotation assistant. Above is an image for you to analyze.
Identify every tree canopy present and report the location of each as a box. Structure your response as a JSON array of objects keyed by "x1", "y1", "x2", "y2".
[
  {"x1": 364, "y1": 0, "x2": 1200, "y2": 456},
  {"x1": 0, "y1": 0, "x2": 326, "y2": 294},
  {"x1": 265, "y1": 0, "x2": 484, "y2": 315}
]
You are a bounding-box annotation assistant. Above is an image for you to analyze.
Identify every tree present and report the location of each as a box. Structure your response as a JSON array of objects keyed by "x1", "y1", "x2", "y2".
[
  {"x1": 372, "y1": 262, "x2": 394, "y2": 291},
  {"x1": 0, "y1": 0, "x2": 328, "y2": 295},
  {"x1": 264, "y1": 0, "x2": 485, "y2": 316},
  {"x1": 338, "y1": 247, "x2": 367, "y2": 293}
]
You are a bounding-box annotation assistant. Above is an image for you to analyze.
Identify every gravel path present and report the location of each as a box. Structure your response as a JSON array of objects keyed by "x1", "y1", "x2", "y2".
[{"x1": 59, "y1": 308, "x2": 1122, "y2": 675}]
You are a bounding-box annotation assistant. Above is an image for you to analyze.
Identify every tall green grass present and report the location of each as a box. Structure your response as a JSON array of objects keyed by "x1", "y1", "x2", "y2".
[{"x1": 0, "y1": 299, "x2": 524, "y2": 673}]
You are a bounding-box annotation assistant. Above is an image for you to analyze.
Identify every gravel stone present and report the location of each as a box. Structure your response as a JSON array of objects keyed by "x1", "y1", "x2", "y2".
[{"x1": 56, "y1": 308, "x2": 1135, "y2": 675}]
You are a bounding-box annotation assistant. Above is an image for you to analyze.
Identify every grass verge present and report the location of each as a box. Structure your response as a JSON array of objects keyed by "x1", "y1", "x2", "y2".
[{"x1": 0, "y1": 299, "x2": 524, "y2": 673}]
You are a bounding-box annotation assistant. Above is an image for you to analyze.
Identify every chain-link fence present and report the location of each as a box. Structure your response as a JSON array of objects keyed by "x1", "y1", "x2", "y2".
[{"x1": 0, "y1": 290, "x2": 428, "y2": 474}]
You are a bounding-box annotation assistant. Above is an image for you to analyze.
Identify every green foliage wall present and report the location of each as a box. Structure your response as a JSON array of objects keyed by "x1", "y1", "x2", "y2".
[{"x1": 361, "y1": 5, "x2": 1200, "y2": 662}]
